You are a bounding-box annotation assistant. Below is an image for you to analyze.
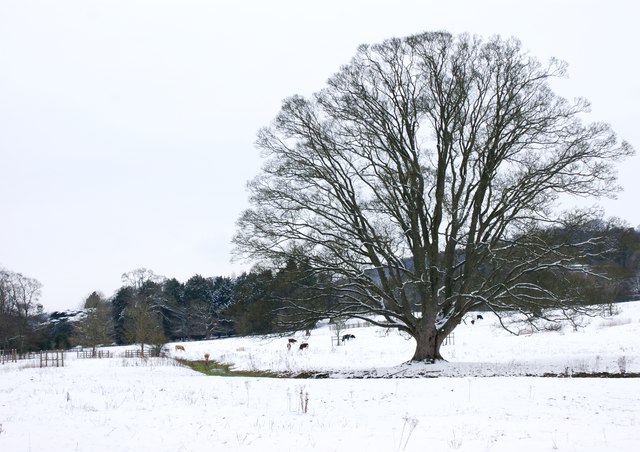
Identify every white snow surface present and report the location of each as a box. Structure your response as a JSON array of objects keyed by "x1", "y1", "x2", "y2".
[{"x1": 2, "y1": 301, "x2": 640, "y2": 451}]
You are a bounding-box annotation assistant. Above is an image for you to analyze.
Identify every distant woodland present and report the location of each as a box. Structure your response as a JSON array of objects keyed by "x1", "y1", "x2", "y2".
[{"x1": 2, "y1": 221, "x2": 640, "y2": 353}]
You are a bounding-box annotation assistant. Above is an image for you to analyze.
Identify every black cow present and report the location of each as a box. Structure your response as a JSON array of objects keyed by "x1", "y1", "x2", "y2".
[{"x1": 341, "y1": 334, "x2": 356, "y2": 343}]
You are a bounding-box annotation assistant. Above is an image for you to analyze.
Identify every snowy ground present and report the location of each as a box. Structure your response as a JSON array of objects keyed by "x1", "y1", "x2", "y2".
[{"x1": 1, "y1": 302, "x2": 639, "y2": 451}]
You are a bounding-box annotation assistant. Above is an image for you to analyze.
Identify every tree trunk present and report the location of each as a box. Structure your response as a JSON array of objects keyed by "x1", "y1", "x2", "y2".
[{"x1": 411, "y1": 326, "x2": 444, "y2": 362}]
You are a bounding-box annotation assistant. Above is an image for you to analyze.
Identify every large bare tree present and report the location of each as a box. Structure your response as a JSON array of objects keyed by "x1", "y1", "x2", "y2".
[
  {"x1": 0, "y1": 268, "x2": 43, "y2": 351},
  {"x1": 121, "y1": 268, "x2": 165, "y2": 290},
  {"x1": 234, "y1": 32, "x2": 634, "y2": 361}
]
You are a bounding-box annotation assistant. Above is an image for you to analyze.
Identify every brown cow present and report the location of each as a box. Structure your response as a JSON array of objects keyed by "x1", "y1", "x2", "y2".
[
  {"x1": 299, "y1": 343, "x2": 309, "y2": 351},
  {"x1": 175, "y1": 345, "x2": 186, "y2": 352}
]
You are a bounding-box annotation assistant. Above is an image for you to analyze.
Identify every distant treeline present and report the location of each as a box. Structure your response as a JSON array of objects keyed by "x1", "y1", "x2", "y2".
[
  {"x1": 2, "y1": 222, "x2": 640, "y2": 352},
  {"x1": 1, "y1": 261, "x2": 321, "y2": 352}
]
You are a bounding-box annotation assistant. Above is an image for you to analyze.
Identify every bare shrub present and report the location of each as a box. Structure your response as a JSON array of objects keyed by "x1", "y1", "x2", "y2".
[
  {"x1": 399, "y1": 415, "x2": 419, "y2": 451},
  {"x1": 298, "y1": 387, "x2": 309, "y2": 414},
  {"x1": 541, "y1": 322, "x2": 563, "y2": 332},
  {"x1": 617, "y1": 356, "x2": 627, "y2": 374}
]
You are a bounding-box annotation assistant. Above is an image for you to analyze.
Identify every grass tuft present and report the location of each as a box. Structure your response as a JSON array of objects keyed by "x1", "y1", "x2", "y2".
[
  {"x1": 179, "y1": 359, "x2": 281, "y2": 378},
  {"x1": 178, "y1": 359, "x2": 332, "y2": 379}
]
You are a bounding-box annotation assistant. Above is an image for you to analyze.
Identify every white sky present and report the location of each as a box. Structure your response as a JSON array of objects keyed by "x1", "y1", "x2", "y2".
[{"x1": 1, "y1": 0, "x2": 638, "y2": 312}]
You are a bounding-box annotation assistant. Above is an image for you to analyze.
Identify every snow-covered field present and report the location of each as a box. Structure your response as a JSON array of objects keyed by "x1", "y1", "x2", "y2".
[{"x1": 2, "y1": 302, "x2": 639, "y2": 451}]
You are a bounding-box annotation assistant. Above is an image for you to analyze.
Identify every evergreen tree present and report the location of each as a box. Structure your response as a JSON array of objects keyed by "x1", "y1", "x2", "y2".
[
  {"x1": 74, "y1": 291, "x2": 114, "y2": 355},
  {"x1": 111, "y1": 286, "x2": 134, "y2": 344},
  {"x1": 227, "y1": 270, "x2": 277, "y2": 335}
]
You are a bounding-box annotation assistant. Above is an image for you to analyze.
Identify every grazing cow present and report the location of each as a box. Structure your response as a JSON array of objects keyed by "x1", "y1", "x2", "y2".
[
  {"x1": 288, "y1": 338, "x2": 298, "y2": 344},
  {"x1": 476, "y1": 314, "x2": 484, "y2": 320},
  {"x1": 299, "y1": 343, "x2": 309, "y2": 351},
  {"x1": 204, "y1": 352, "x2": 210, "y2": 362},
  {"x1": 175, "y1": 345, "x2": 186, "y2": 352},
  {"x1": 341, "y1": 334, "x2": 356, "y2": 343}
]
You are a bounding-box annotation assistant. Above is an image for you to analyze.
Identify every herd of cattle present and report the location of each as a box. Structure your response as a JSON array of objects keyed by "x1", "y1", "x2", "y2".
[
  {"x1": 173, "y1": 334, "x2": 354, "y2": 355},
  {"x1": 173, "y1": 316, "x2": 489, "y2": 357}
]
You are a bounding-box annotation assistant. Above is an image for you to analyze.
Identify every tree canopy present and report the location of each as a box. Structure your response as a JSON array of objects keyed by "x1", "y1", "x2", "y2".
[{"x1": 234, "y1": 32, "x2": 634, "y2": 361}]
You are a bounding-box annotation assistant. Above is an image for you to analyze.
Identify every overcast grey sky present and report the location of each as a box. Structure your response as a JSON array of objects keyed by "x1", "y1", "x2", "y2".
[{"x1": 1, "y1": 0, "x2": 638, "y2": 312}]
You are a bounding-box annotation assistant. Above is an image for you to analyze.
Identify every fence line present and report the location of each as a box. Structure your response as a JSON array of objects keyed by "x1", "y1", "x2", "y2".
[
  {"x1": 1, "y1": 349, "x2": 17, "y2": 364},
  {"x1": 1, "y1": 349, "x2": 49, "y2": 364},
  {"x1": 442, "y1": 332, "x2": 455, "y2": 346},
  {"x1": 39, "y1": 350, "x2": 65, "y2": 368},
  {"x1": 123, "y1": 349, "x2": 149, "y2": 359},
  {"x1": 76, "y1": 349, "x2": 113, "y2": 359},
  {"x1": 329, "y1": 321, "x2": 373, "y2": 331}
]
